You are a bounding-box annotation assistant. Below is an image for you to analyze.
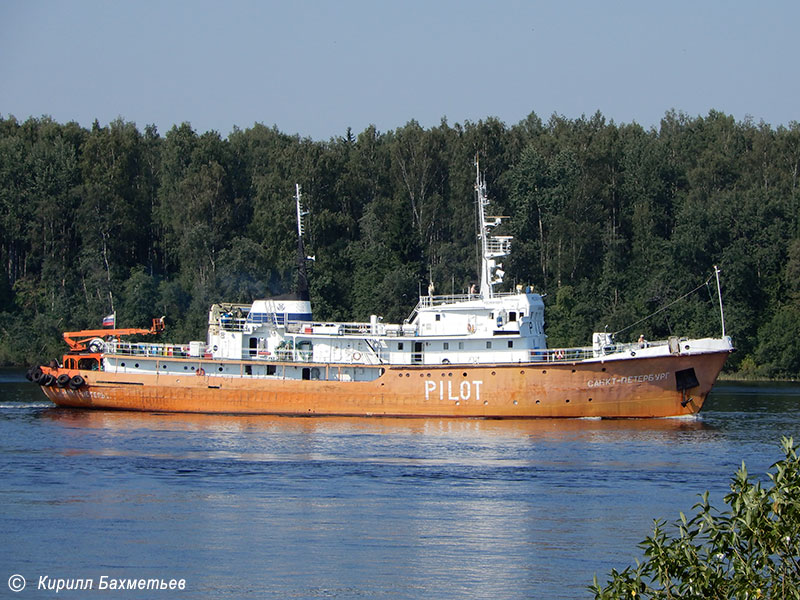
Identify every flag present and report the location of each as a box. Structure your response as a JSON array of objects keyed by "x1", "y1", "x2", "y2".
[{"x1": 102, "y1": 313, "x2": 116, "y2": 328}]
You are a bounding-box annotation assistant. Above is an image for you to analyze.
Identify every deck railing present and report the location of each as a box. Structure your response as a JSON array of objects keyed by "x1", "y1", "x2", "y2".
[
  {"x1": 107, "y1": 341, "x2": 197, "y2": 358},
  {"x1": 104, "y1": 337, "x2": 668, "y2": 365},
  {"x1": 529, "y1": 339, "x2": 670, "y2": 363}
]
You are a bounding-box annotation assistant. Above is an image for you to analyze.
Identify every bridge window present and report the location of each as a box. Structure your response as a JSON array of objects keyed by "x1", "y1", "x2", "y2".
[
  {"x1": 443, "y1": 342, "x2": 449, "y2": 350},
  {"x1": 398, "y1": 342, "x2": 404, "y2": 350},
  {"x1": 486, "y1": 341, "x2": 492, "y2": 349},
  {"x1": 78, "y1": 358, "x2": 100, "y2": 370}
]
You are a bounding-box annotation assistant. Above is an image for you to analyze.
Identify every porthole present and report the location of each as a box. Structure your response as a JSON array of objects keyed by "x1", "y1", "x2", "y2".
[
  {"x1": 565, "y1": 399, "x2": 570, "y2": 403},
  {"x1": 462, "y1": 372, "x2": 468, "y2": 377},
  {"x1": 491, "y1": 371, "x2": 496, "y2": 376},
  {"x1": 513, "y1": 400, "x2": 518, "y2": 405},
  {"x1": 535, "y1": 400, "x2": 540, "y2": 405},
  {"x1": 120, "y1": 362, "x2": 126, "y2": 367},
  {"x1": 218, "y1": 366, "x2": 224, "y2": 372},
  {"x1": 134, "y1": 363, "x2": 139, "y2": 368},
  {"x1": 542, "y1": 370, "x2": 547, "y2": 374}
]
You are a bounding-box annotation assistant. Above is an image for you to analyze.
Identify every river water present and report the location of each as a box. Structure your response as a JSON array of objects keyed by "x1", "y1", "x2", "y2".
[{"x1": 1, "y1": 369, "x2": 798, "y2": 599}]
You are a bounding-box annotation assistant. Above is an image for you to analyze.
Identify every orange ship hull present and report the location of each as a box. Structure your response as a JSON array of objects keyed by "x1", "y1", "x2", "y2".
[{"x1": 38, "y1": 350, "x2": 730, "y2": 418}]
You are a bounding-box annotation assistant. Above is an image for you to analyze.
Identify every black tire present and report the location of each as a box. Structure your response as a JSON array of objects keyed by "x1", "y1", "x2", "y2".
[
  {"x1": 57, "y1": 374, "x2": 72, "y2": 387},
  {"x1": 40, "y1": 373, "x2": 55, "y2": 386},
  {"x1": 31, "y1": 367, "x2": 44, "y2": 383},
  {"x1": 69, "y1": 375, "x2": 85, "y2": 390}
]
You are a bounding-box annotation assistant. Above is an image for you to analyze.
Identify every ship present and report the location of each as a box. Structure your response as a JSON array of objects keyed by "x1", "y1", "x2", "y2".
[{"x1": 29, "y1": 162, "x2": 733, "y2": 418}]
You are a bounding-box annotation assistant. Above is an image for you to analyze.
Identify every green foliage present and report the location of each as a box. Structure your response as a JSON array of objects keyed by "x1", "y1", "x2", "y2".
[
  {"x1": 591, "y1": 437, "x2": 800, "y2": 599},
  {"x1": 753, "y1": 306, "x2": 800, "y2": 379},
  {"x1": 0, "y1": 112, "x2": 798, "y2": 375}
]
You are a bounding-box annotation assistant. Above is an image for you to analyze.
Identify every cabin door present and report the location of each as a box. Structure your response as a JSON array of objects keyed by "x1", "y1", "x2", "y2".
[{"x1": 412, "y1": 342, "x2": 424, "y2": 364}]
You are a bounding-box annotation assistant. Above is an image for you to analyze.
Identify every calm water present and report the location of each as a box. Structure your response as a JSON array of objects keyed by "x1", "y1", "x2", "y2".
[{"x1": 1, "y1": 368, "x2": 799, "y2": 599}]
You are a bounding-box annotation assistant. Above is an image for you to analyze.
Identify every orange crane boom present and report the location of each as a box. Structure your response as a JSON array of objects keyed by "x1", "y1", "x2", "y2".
[{"x1": 63, "y1": 317, "x2": 165, "y2": 351}]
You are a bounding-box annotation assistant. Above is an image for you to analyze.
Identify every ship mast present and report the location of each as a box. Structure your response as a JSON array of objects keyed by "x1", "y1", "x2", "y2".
[
  {"x1": 295, "y1": 184, "x2": 310, "y2": 301},
  {"x1": 714, "y1": 265, "x2": 726, "y2": 338},
  {"x1": 476, "y1": 158, "x2": 512, "y2": 299}
]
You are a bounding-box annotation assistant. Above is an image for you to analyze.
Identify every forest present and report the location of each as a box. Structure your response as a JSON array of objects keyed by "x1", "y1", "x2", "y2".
[{"x1": 1, "y1": 110, "x2": 798, "y2": 377}]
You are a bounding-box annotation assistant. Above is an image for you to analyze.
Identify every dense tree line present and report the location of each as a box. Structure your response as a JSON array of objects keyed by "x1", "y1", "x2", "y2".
[{"x1": 1, "y1": 111, "x2": 798, "y2": 377}]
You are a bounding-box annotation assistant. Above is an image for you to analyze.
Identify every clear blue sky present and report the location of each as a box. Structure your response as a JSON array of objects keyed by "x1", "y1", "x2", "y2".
[{"x1": 2, "y1": 0, "x2": 798, "y2": 140}]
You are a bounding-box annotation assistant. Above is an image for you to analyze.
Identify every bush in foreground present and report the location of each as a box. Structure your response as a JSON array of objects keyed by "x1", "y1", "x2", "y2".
[{"x1": 591, "y1": 437, "x2": 800, "y2": 599}]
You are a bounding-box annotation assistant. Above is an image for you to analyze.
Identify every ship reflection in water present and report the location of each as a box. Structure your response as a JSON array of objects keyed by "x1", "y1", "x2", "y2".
[
  {"x1": 3, "y1": 380, "x2": 799, "y2": 599},
  {"x1": 42, "y1": 407, "x2": 712, "y2": 463}
]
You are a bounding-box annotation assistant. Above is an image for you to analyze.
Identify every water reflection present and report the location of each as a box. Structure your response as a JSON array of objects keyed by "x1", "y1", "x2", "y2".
[{"x1": 40, "y1": 406, "x2": 712, "y2": 437}]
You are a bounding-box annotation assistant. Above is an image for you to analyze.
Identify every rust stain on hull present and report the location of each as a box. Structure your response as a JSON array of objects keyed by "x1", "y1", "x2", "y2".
[{"x1": 39, "y1": 351, "x2": 730, "y2": 419}]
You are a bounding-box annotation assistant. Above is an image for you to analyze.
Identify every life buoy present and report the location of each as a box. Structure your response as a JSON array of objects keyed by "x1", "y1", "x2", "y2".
[
  {"x1": 555, "y1": 349, "x2": 565, "y2": 360},
  {"x1": 196, "y1": 368, "x2": 205, "y2": 376},
  {"x1": 467, "y1": 323, "x2": 475, "y2": 334},
  {"x1": 352, "y1": 352, "x2": 362, "y2": 361},
  {"x1": 442, "y1": 358, "x2": 451, "y2": 364}
]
